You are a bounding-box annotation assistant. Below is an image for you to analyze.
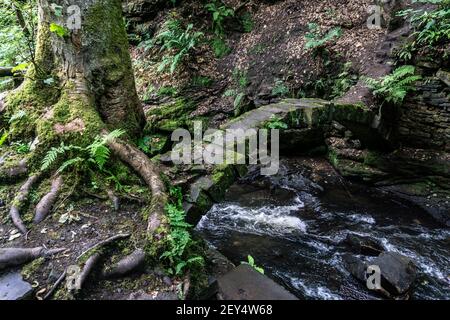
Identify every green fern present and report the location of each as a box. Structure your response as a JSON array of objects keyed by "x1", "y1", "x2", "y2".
[
  {"x1": 41, "y1": 129, "x2": 125, "y2": 172},
  {"x1": 56, "y1": 157, "x2": 84, "y2": 174},
  {"x1": 364, "y1": 65, "x2": 422, "y2": 105},
  {"x1": 305, "y1": 23, "x2": 342, "y2": 52}
]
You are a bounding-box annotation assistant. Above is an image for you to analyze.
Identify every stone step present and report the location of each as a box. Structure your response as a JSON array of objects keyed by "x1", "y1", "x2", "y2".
[{"x1": 213, "y1": 264, "x2": 298, "y2": 300}]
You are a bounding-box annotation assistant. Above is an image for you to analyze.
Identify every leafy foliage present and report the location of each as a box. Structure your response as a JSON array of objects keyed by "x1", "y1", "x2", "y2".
[
  {"x1": 155, "y1": 19, "x2": 203, "y2": 74},
  {"x1": 397, "y1": 0, "x2": 450, "y2": 48},
  {"x1": 205, "y1": 1, "x2": 235, "y2": 36},
  {"x1": 330, "y1": 61, "x2": 358, "y2": 98},
  {"x1": 161, "y1": 186, "x2": 204, "y2": 276},
  {"x1": 242, "y1": 255, "x2": 264, "y2": 274},
  {"x1": 41, "y1": 129, "x2": 125, "y2": 173},
  {"x1": 224, "y1": 68, "x2": 250, "y2": 115},
  {"x1": 272, "y1": 79, "x2": 289, "y2": 97},
  {"x1": 241, "y1": 12, "x2": 254, "y2": 33},
  {"x1": 0, "y1": 0, "x2": 37, "y2": 67},
  {"x1": 305, "y1": 23, "x2": 342, "y2": 55},
  {"x1": 211, "y1": 37, "x2": 231, "y2": 58},
  {"x1": 364, "y1": 65, "x2": 422, "y2": 105},
  {"x1": 265, "y1": 115, "x2": 288, "y2": 130},
  {"x1": 49, "y1": 23, "x2": 69, "y2": 38}
]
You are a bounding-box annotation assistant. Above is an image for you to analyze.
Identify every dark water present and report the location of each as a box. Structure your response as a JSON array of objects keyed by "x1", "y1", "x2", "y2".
[{"x1": 195, "y1": 158, "x2": 450, "y2": 300}]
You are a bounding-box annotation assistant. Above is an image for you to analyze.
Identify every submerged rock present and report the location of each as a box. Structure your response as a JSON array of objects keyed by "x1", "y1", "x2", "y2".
[{"x1": 344, "y1": 233, "x2": 385, "y2": 256}]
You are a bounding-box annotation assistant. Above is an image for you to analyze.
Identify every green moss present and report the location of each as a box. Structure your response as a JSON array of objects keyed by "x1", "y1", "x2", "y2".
[
  {"x1": 21, "y1": 257, "x2": 45, "y2": 280},
  {"x1": 145, "y1": 98, "x2": 197, "y2": 133}
]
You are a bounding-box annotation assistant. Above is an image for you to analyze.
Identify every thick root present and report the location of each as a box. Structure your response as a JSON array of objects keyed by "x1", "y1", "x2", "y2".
[
  {"x1": 107, "y1": 137, "x2": 169, "y2": 242},
  {"x1": 71, "y1": 234, "x2": 131, "y2": 293},
  {"x1": 0, "y1": 159, "x2": 28, "y2": 182},
  {"x1": 76, "y1": 253, "x2": 102, "y2": 292},
  {"x1": 34, "y1": 175, "x2": 63, "y2": 224},
  {"x1": 0, "y1": 247, "x2": 65, "y2": 271},
  {"x1": 10, "y1": 174, "x2": 39, "y2": 234},
  {"x1": 77, "y1": 233, "x2": 130, "y2": 260},
  {"x1": 102, "y1": 248, "x2": 146, "y2": 278}
]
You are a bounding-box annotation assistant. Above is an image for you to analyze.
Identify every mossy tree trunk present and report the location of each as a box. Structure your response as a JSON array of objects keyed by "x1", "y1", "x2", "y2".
[
  {"x1": 7, "y1": 0, "x2": 144, "y2": 151},
  {"x1": 1, "y1": 0, "x2": 169, "y2": 268}
]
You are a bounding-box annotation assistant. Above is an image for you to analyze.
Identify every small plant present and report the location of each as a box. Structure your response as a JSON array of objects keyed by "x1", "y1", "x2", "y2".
[
  {"x1": 205, "y1": 1, "x2": 235, "y2": 36},
  {"x1": 49, "y1": 23, "x2": 69, "y2": 38},
  {"x1": 41, "y1": 129, "x2": 126, "y2": 174},
  {"x1": 304, "y1": 23, "x2": 342, "y2": 55},
  {"x1": 331, "y1": 62, "x2": 358, "y2": 98},
  {"x1": 191, "y1": 76, "x2": 213, "y2": 87},
  {"x1": 0, "y1": 130, "x2": 8, "y2": 147},
  {"x1": 13, "y1": 141, "x2": 31, "y2": 154},
  {"x1": 160, "y1": 186, "x2": 204, "y2": 276},
  {"x1": 155, "y1": 19, "x2": 203, "y2": 74},
  {"x1": 241, "y1": 12, "x2": 254, "y2": 33},
  {"x1": 211, "y1": 37, "x2": 231, "y2": 58},
  {"x1": 224, "y1": 68, "x2": 250, "y2": 116},
  {"x1": 242, "y1": 255, "x2": 264, "y2": 274},
  {"x1": 272, "y1": 79, "x2": 289, "y2": 97},
  {"x1": 265, "y1": 115, "x2": 288, "y2": 130},
  {"x1": 364, "y1": 65, "x2": 422, "y2": 105},
  {"x1": 157, "y1": 86, "x2": 178, "y2": 97}
]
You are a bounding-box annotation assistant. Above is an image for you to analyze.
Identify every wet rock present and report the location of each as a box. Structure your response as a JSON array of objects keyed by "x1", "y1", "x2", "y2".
[
  {"x1": 209, "y1": 264, "x2": 297, "y2": 300},
  {"x1": 372, "y1": 252, "x2": 417, "y2": 296},
  {"x1": 344, "y1": 233, "x2": 384, "y2": 256},
  {"x1": 0, "y1": 270, "x2": 33, "y2": 300},
  {"x1": 343, "y1": 252, "x2": 417, "y2": 297},
  {"x1": 436, "y1": 69, "x2": 450, "y2": 87},
  {"x1": 342, "y1": 254, "x2": 368, "y2": 283}
]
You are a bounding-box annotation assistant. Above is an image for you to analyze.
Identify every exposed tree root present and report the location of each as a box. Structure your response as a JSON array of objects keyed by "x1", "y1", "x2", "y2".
[
  {"x1": 0, "y1": 247, "x2": 65, "y2": 271},
  {"x1": 77, "y1": 233, "x2": 131, "y2": 261},
  {"x1": 70, "y1": 234, "x2": 131, "y2": 294},
  {"x1": 10, "y1": 174, "x2": 40, "y2": 234},
  {"x1": 76, "y1": 253, "x2": 102, "y2": 292},
  {"x1": 102, "y1": 248, "x2": 146, "y2": 278},
  {"x1": 107, "y1": 137, "x2": 169, "y2": 244},
  {"x1": 0, "y1": 159, "x2": 28, "y2": 182},
  {"x1": 34, "y1": 175, "x2": 63, "y2": 224}
]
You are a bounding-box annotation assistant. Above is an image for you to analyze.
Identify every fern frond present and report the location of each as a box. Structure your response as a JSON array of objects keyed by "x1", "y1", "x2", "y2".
[{"x1": 56, "y1": 157, "x2": 84, "y2": 174}]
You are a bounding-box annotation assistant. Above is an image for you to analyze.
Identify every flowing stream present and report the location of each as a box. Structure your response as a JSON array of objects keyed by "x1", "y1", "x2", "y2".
[{"x1": 195, "y1": 158, "x2": 450, "y2": 300}]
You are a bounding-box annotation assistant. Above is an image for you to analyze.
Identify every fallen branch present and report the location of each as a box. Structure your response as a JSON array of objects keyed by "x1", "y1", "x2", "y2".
[
  {"x1": 34, "y1": 175, "x2": 63, "y2": 223},
  {"x1": 43, "y1": 269, "x2": 67, "y2": 300},
  {"x1": 102, "y1": 248, "x2": 146, "y2": 278},
  {"x1": 0, "y1": 247, "x2": 65, "y2": 271},
  {"x1": 10, "y1": 174, "x2": 39, "y2": 234}
]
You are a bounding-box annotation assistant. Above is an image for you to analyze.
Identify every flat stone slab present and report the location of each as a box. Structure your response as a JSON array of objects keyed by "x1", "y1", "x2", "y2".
[
  {"x1": 0, "y1": 270, "x2": 33, "y2": 300},
  {"x1": 216, "y1": 264, "x2": 298, "y2": 300}
]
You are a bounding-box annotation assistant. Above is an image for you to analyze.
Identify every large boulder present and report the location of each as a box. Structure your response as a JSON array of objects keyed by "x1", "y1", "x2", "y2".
[
  {"x1": 343, "y1": 252, "x2": 417, "y2": 298},
  {"x1": 372, "y1": 252, "x2": 417, "y2": 296}
]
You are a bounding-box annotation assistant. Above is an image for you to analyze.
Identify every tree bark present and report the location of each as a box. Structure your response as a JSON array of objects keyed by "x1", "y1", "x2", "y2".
[{"x1": 8, "y1": 0, "x2": 144, "y2": 140}]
